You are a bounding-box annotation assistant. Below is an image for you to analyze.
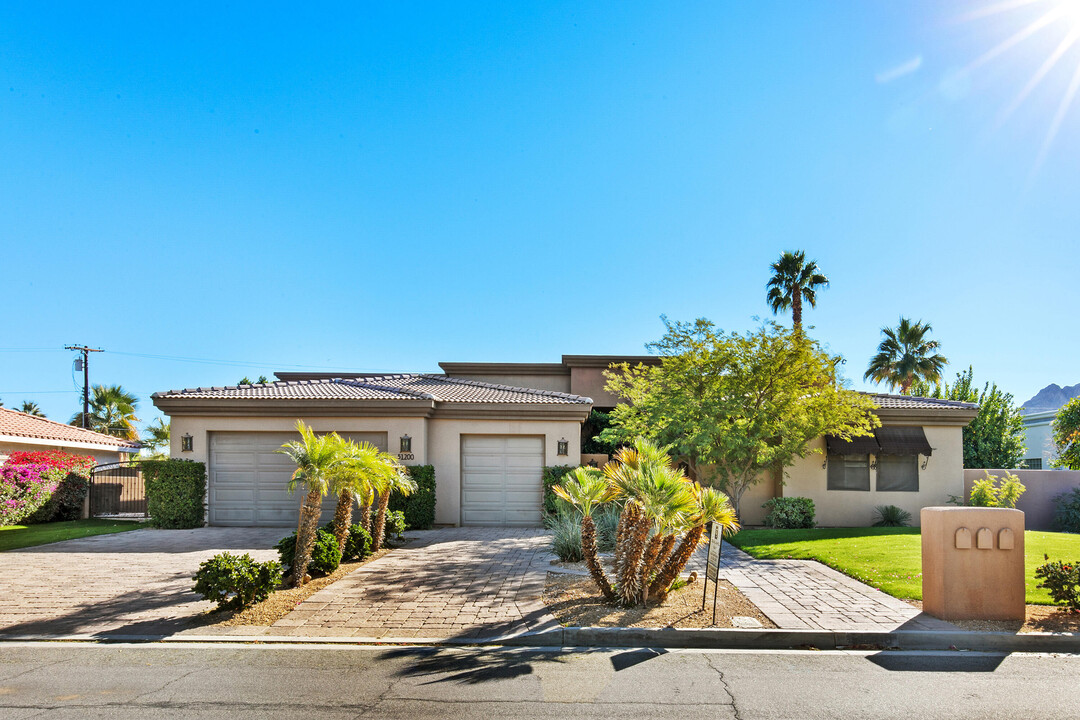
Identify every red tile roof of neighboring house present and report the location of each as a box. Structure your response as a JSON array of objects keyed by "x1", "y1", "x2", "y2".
[{"x1": 0, "y1": 407, "x2": 141, "y2": 451}]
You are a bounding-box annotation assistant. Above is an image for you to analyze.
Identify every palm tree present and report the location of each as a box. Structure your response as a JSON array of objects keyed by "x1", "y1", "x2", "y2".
[
  {"x1": 278, "y1": 421, "x2": 346, "y2": 586},
  {"x1": 143, "y1": 418, "x2": 170, "y2": 456},
  {"x1": 18, "y1": 401, "x2": 46, "y2": 417},
  {"x1": 326, "y1": 439, "x2": 399, "y2": 555},
  {"x1": 864, "y1": 317, "x2": 949, "y2": 395},
  {"x1": 370, "y1": 466, "x2": 416, "y2": 552},
  {"x1": 70, "y1": 385, "x2": 140, "y2": 439},
  {"x1": 553, "y1": 467, "x2": 616, "y2": 601},
  {"x1": 766, "y1": 250, "x2": 829, "y2": 331}
]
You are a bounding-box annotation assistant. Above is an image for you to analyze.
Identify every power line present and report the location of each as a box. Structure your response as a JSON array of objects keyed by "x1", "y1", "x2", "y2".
[{"x1": 0, "y1": 346, "x2": 371, "y2": 372}]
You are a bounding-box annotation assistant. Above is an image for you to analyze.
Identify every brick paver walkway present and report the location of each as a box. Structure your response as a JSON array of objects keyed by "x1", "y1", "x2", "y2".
[
  {"x1": 0, "y1": 527, "x2": 281, "y2": 638},
  {"x1": 689, "y1": 543, "x2": 957, "y2": 632},
  {"x1": 268, "y1": 527, "x2": 559, "y2": 640}
]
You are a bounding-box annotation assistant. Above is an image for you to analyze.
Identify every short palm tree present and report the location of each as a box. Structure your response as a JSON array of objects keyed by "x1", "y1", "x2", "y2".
[
  {"x1": 327, "y1": 439, "x2": 399, "y2": 555},
  {"x1": 370, "y1": 464, "x2": 416, "y2": 552},
  {"x1": 18, "y1": 401, "x2": 46, "y2": 417},
  {"x1": 70, "y1": 385, "x2": 140, "y2": 439},
  {"x1": 278, "y1": 421, "x2": 346, "y2": 586},
  {"x1": 864, "y1": 317, "x2": 949, "y2": 395},
  {"x1": 143, "y1": 418, "x2": 170, "y2": 456},
  {"x1": 553, "y1": 467, "x2": 616, "y2": 601},
  {"x1": 766, "y1": 250, "x2": 829, "y2": 331}
]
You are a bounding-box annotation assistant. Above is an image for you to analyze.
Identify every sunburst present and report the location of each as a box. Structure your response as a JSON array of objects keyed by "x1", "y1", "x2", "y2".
[{"x1": 956, "y1": 0, "x2": 1080, "y2": 173}]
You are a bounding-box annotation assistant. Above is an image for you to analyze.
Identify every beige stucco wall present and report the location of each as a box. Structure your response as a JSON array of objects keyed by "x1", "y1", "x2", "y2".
[
  {"x1": 0, "y1": 440, "x2": 127, "y2": 466},
  {"x1": 427, "y1": 418, "x2": 582, "y2": 525},
  {"x1": 447, "y1": 373, "x2": 572, "y2": 394},
  {"x1": 776, "y1": 426, "x2": 965, "y2": 527},
  {"x1": 963, "y1": 468, "x2": 1080, "y2": 531},
  {"x1": 569, "y1": 367, "x2": 623, "y2": 407}
]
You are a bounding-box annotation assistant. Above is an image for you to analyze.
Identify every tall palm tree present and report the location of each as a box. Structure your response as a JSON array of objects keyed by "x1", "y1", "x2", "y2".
[
  {"x1": 553, "y1": 467, "x2": 616, "y2": 601},
  {"x1": 278, "y1": 421, "x2": 346, "y2": 586},
  {"x1": 142, "y1": 418, "x2": 170, "y2": 456},
  {"x1": 18, "y1": 401, "x2": 46, "y2": 417},
  {"x1": 766, "y1": 250, "x2": 829, "y2": 331},
  {"x1": 864, "y1": 317, "x2": 949, "y2": 395},
  {"x1": 70, "y1": 385, "x2": 140, "y2": 439},
  {"x1": 326, "y1": 439, "x2": 399, "y2": 555}
]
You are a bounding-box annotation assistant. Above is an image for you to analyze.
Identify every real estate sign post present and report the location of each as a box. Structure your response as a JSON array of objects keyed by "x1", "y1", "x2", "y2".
[{"x1": 702, "y1": 521, "x2": 723, "y2": 624}]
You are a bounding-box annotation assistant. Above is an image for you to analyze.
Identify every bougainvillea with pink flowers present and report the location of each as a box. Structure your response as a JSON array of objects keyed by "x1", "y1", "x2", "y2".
[
  {"x1": 0, "y1": 464, "x2": 59, "y2": 525},
  {"x1": 1, "y1": 451, "x2": 95, "y2": 524}
]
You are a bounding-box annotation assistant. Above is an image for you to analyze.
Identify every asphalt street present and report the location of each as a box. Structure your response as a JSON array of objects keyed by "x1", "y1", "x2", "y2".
[{"x1": 0, "y1": 643, "x2": 1078, "y2": 719}]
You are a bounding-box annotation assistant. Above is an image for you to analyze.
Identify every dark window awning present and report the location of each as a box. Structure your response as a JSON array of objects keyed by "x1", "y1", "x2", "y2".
[
  {"x1": 874, "y1": 427, "x2": 932, "y2": 456},
  {"x1": 825, "y1": 434, "x2": 880, "y2": 455}
]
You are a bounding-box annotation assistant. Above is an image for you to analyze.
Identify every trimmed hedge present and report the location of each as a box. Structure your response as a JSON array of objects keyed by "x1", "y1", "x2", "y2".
[
  {"x1": 142, "y1": 459, "x2": 206, "y2": 528},
  {"x1": 542, "y1": 465, "x2": 574, "y2": 516},
  {"x1": 388, "y1": 465, "x2": 436, "y2": 530},
  {"x1": 192, "y1": 552, "x2": 283, "y2": 610},
  {"x1": 762, "y1": 496, "x2": 816, "y2": 529}
]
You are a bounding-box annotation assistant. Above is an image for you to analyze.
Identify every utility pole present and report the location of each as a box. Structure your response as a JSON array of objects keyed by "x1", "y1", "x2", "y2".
[{"x1": 65, "y1": 345, "x2": 103, "y2": 428}]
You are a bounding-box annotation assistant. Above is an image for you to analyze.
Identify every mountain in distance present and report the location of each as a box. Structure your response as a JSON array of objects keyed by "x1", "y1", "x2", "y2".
[{"x1": 1021, "y1": 383, "x2": 1080, "y2": 414}]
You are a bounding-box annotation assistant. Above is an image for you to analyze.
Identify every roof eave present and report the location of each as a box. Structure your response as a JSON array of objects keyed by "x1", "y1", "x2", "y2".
[
  {"x1": 152, "y1": 396, "x2": 437, "y2": 418},
  {"x1": 0, "y1": 433, "x2": 139, "y2": 452},
  {"x1": 872, "y1": 407, "x2": 980, "y2": 426},
  {"x1": 432, "y1": 401, "x2": 593, "y2": 421}
]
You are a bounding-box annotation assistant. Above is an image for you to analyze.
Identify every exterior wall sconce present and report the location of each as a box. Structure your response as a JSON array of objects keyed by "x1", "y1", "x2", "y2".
[
  {"x1": 921, "y1": 454, "x2": 930, "y2": 470},
  {"x1": 181, "y1": 433, "x2": 194, "y2": 452},
  {"x1": 400, "y1": 435, "x2": 412, "y2": 453},
  {"x1": 557, "y1": 438, "x2": 569, "y2": 456},
  {"x1": 869, "y1": 455, "x2": 877, "y2": 470}
]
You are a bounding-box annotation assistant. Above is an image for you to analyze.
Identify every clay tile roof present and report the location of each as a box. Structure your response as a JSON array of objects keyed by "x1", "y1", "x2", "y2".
[
  {"x1": 0, "y1": 407, "x2": 141, "y2": 450},
  {"x1": 868, "y1": 393, "x2": 979, "y2": 411},
  {"x1": 152, "y1": 374, "x2": 593, "y2": 405}
]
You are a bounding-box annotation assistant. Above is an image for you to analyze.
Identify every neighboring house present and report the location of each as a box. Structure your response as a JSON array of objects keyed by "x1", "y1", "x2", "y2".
[
  {"x1": 152, "y1": 358, "x2": 977, "y2": 529},
  {"x1": 1019, "y1": 410, "x2": 1059, "y2": 470},
  {"x1": 0, "y1": 407, "x2": 141, "y2": 465}
]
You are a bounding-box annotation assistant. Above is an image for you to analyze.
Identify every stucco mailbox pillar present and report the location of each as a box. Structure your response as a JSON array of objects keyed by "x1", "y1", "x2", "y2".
[{"x1": 921, "y1": 507, "x2": 1025, "y2": 622}]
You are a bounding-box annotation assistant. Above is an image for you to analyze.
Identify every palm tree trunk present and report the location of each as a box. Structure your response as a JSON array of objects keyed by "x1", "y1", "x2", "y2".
[
  {"x1": 291, "y1": 488, "x2": 323, "y2": 587},
  {"x1": 581, "y1": 515, "x2": 615, "y2": 601},
  {"x1": 648, "y1": 525, "x2": 705, "y2": 604},
  {"x1": 372, "y1": 490, "x2": 390, "y2": 552},
  {"x1": 613, "y1": 502, "x2": 634, "y2": 581},
  {"x1": 359, "y1": 502, "x2": 371, "y2": 535},
  {"x1": 618, "y1": 509, "x2": 651, "y2": 606},
  {"x1": 792, "y1": 291, "x2": 803, "y2": 331},
  {"x1": 652, "y1": 533, "x2": 677, "y2": 581},
  {"x1": 332, "y1": 489, "x2": 354, "y2": 555},
  {"x1": 638, "y1": 532, "x2": 665, "y2": 604}
]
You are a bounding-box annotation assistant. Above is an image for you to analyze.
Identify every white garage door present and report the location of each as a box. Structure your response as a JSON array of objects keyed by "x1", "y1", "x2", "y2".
[
  {"x1": 460, "y1": 435, "x2": 544, "y2": 527},
  {"x1": 208, "y1": 431, "x2": 387, "y2": 527}
]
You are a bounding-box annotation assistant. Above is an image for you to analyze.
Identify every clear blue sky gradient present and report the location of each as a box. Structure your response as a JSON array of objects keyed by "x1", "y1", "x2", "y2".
[{"x1": 2, "y1": 1, "x2": 1078, "y2": 429}]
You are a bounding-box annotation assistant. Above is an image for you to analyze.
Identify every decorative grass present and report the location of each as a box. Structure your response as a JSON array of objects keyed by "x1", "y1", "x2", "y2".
[
  {"x1": 0, "y1": 519, "x2": 145, "y2": 552},
  {"x1": 730, "y1": 527, "x2": 1080, "y2": 605}
]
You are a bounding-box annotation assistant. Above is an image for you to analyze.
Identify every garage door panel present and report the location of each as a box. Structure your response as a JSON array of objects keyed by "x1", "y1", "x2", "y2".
[{"x1": 460, "y1": 435, "x2": 543, "y2": 528}]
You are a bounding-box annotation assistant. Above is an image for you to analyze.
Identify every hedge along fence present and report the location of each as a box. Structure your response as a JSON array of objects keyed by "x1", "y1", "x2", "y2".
[
  {"x1": 2, "y1": 450, "x2": 95, "y2": 525},
  {"x1": 142, "y1": 459, "x2": 206, "y2": 528},
  {"x1": 388, "y1": 465, "x2": 436, "y2": 530},
  {"x1": 543, "y1": 465, "x2": 574, "y2": 516}
]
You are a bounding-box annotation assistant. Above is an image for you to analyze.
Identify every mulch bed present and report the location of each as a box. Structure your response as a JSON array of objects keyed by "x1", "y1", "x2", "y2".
[
  {"x1": 905, "y1": 599, "x2": 1080, "y2": 634},
  {"x1": 543, "y1": 571, "x2": 777, "y2": 629},
  {"x1": 194, "y1": 547, "x2": 395, "y2": 629}
]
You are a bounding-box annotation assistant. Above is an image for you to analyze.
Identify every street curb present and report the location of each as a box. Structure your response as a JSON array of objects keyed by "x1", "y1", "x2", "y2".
[{"x1": 1, "y1": 627, "x2": 1077, "y2": 653}]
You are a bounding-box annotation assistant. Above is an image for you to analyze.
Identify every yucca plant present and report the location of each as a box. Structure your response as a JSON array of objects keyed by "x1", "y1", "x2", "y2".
[{"x1": 872, "y1": 504, "x2": 912, "y2": 527}]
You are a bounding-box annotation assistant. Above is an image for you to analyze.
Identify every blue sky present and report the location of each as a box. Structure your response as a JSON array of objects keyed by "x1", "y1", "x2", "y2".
[{"x1": 2, "y1": 1, "x2": 1078, "y2": 429}]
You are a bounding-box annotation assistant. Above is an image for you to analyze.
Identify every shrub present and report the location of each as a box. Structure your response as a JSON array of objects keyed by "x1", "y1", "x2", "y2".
[
  {"x1": 385, "y1": 509, "x2": 406, "y2": 542},
  {"x1": 342, "y1": 523, "x2": 373, "y2": 561},
  {"x1": 274, "y1": 528, "x2": 342, "y2": 577},
  {"x1": 192, "y1": 552, "x2": 283, "y2": 610},
  {"x1": 142, "y1": 459, "x2": 206, "y2": 528},
  {"x1": 762, "y1": 497, "x2": 816, "y2": 529},
  {"x1": 0, "y1": 464, "x2": 58, "y2": 525},
  {"x1": 546, "y1": 504, "x2": 584, "y2": 562},
  {"x1": 872, "y1": 504, "x2": 912, "y2": 527},
  {"x1": 1053, "y1": 488, "x2": 1080, "y2": 534},
  {"x1": 388, "y1": 465, "x2": 436, "y2": 529},
  {"x1": 543, "y1": 466, "x2": 574, "y2": 516},
  {"x1": 594, "y1": 505, "x2": 621, "y2": 553},
  {"x1": 1034, "y1": 554, "x2": 1080, "y2": 612},
  {"x1": 968, "y1": 470, "x2": 1026, "y2": 508},
  {"x1": 4, "y1": 451, "x2": 94, "y2": 524}
]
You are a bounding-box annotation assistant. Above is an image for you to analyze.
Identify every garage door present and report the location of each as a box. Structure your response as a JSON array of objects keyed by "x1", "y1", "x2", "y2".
[
  {"x1": 208, "y1": 431, "x2": 387, "y2": 527},
  {"x1": 460, "y1": 435, "x2": 544, "y2": 527}
]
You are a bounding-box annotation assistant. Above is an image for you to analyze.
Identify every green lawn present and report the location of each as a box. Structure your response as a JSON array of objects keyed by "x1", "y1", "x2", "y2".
[
  {"x1": 729, "y1": 527, "x2": 1080, "y2": 605},
  {"x1": 0, "y1": 519, "x2": 146, "y2": 552}
]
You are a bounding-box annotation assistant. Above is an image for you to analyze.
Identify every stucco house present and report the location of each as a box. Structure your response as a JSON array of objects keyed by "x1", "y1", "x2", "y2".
[
  {"x1": 0, "y1": 407, "x2": 141, "y2": 465},
  {"x1": 152, "y1": 356, "x2": 977, "y2": 528}
]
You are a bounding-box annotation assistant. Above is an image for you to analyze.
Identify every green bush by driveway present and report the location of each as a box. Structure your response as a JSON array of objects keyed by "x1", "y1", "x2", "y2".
[
  {"x1": 730, "y1": 527, "x2": 1080, "y2": 605},
  {"x1": 0, "y1": 519, "x2": 145, "y2": 552}
]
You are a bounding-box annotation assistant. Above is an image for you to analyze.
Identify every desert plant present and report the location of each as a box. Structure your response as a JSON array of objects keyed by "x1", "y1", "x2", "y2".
[
  {"x1": 192, "y1": 552, "x2": 283, "y2": 610},
  {"x1": 326, "y1": 438, "x2": 400, "y2": 556},
  {"x1": 546, "y1": 504, "x2": 585, "y2": 562},
  {"x1": 762, "y1": 497, "x2": 816, "y2": 529},
  {"x1": 1053, "y1": 488, "x2": 1080, "y2": 534},
  {"x1": 968, "y1": 470, "x2": 1026, "y2": 508},
  {"x1": 370, "y1": 467, "x2": 415, "y2": 552},
  {"x1": 594, "y1": 504, "x2": 621, "y2": 552},
  {"x1": 274, "y1": 528, "x2": 342, "y2": 577},
  {"x1": 864, "y1": 318, "x2": 948, "y2": 395},
  {"x1": 872, "y1": 504, "x2": 912, "y2": 527},
  {"x1": 766, "y1": 250, "x2": 829, "y2": 332},
  {"x1": 553, "y1": 467, "x2": 615, "y2": 600},
  {"x1": 1034, "y1": 555, "x2": 1080, "y2": 612},
  {"x1": 69, "y1": 384, "x2": 141, "y2": 440},
  {"x1": 141, "y1": 459, "x2": 206, "y2": 529}
]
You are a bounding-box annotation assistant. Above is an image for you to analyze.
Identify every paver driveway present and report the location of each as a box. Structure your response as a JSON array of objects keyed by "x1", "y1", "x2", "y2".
[
  {"x1": 267, "y1": 527, "x2": 560, "y2": 640},
  {"x1": 0, "y1": 527, "x2": 281, "y2": 638}
]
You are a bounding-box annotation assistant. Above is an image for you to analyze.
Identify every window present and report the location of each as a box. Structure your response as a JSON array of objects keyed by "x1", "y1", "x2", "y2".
[
  {"x1": 876, "y1": 454, "x2": 919, "y2": 492},
  {"x1": 1020, "y1": 458, "x2": 1042, "y2": 470},
  {"x1": 827, "y1": 454, "x2": 870, "y2": 491}
]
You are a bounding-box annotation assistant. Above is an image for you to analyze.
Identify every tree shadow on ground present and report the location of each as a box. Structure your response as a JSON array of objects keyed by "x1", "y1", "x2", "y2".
[{"x1": 375, "y1": 645, "x2": 568, "y2": 685}]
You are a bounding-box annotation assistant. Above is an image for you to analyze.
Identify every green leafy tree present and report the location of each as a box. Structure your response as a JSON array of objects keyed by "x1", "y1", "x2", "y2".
[
  {"x1": 70, "y1": 385, "x2": 140, "y2": 439},
  {"x1": 142, "y1": 418, "x2": 171, "y2": 456},
  {"x1": 911, "y1": 367, "x2": 1025, "y2": 468},
  {"x1": 1052, "y1": 397, "x2": 1080, "y2": 470},
  {"x1": 864, "y1": 317, "x2": 948, "y2": 394},
  {"x1": 18, "y1": 401, "x2": 46, "y2": 417},
  {"x1": 601, "y1": 318, "x2": 879, "y2": 515},
  {"x1": 766, "y1": 250, "x2": 829, "y2": 332}
]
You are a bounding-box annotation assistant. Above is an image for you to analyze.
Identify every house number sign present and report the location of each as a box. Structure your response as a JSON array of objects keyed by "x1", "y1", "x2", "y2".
[{"x1": 398, "y1": 453, "x2": 414, "y2": 462}]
